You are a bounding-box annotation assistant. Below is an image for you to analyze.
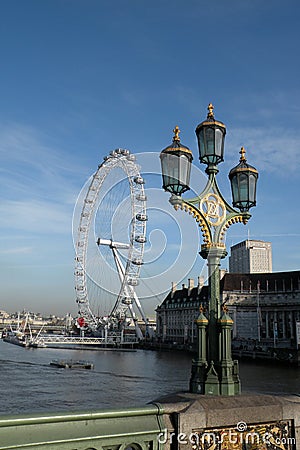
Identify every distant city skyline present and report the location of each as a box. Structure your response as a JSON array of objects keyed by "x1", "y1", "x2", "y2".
[{"x1": 1, "y1": 1, "x2": 300, "y2": 315}]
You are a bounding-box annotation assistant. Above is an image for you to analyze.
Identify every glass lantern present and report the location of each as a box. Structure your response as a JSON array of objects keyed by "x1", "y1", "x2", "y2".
[
  {"x1": 229, "y1": 147, "x2": 258, "y2": 212},
  {"x1": 195, "y1": 103, "x2": 226, "y2": 166},
  {"x1": 160, "y1": 126, "x2": 193, "y2": 196}
]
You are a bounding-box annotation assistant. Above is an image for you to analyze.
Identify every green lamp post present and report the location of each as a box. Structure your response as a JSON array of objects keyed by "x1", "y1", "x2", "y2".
[{"x1": 160, "y1": 104, "x2": 258, "y2": 396}]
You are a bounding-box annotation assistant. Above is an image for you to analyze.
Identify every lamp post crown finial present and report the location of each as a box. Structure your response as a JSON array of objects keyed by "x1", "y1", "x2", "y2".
[
  {"x1": 240, "y1": 146, "x2": 247, "y2": 162},
  {"x1": 173, "y1": 125, "x2": 180, "y2": 142},
  {"x1": 207, "y1": 103, "x2": 215, "y2": 119}
]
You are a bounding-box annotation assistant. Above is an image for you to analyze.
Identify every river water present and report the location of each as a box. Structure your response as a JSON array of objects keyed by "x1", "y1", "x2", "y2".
[{"x1": 0, "y1": 340, "x2": 299, "y2": 416}]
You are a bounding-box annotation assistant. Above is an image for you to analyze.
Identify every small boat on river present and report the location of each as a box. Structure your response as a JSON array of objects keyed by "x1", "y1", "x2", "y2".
[
  {"x1": 2, "y1": 312, "x2": 46, "y2": 348},
  {"x1": 3, "y1": 331, "x2": 30, "y2": 347},
  {"x1": 50, "y1": 359, "x2": 94, "y2": 369},
  {"x1": 2, "y1": 312, "x2": 31, "y2": 347}
]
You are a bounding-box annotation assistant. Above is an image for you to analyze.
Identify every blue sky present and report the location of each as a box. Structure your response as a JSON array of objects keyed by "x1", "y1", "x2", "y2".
[{"x1": 1, "y1": 0, "x2": 300, "y2": 316}]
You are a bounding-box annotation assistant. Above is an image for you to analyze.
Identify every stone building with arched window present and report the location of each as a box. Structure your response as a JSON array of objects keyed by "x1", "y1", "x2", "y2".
[
  {"x1": 156, "y1": 271, "x2": 300, "y2": 351},
  {"x1": 155, "y1": 277, "x2": 208, "y2": 345}
]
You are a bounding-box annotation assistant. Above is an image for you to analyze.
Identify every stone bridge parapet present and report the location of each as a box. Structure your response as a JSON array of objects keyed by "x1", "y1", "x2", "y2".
[{"x1": 0, "y1": 394, "x2": 299, "y2": 449}]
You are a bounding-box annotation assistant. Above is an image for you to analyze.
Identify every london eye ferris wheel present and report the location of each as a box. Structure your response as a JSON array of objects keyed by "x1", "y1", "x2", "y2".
[{"x1": 73, "y1": 148, "x2": 149, "y2": 337}]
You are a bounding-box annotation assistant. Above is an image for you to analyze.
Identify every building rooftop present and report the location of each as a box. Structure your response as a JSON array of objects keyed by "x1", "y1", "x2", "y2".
[
  {"x1": 157, "y1": 285, "x2": 209, "y2": 309},
  {"x1": 158, "y1": 270, "x2": 300, "y2": 309},
  {"x1": 221, "y1": 270, "x2": 300, "y2": 292}
]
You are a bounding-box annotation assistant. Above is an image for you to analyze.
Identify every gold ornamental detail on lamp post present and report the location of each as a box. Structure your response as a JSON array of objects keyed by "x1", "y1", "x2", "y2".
[
  {"x1": 218, "y1": 213, "x2": 251, "y2": 244},
  {"x1": 173, "y1": 125, "x2": 180, "y2": 141},
  {"x1": 200, "y1": 193, "x2": 226, "y2": 226},
  {"x1": 173, "y1": 201, "x2": 212, "y2": 246}
]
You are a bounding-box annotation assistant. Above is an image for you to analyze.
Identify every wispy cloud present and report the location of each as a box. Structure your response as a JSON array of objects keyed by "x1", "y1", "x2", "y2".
[
  {"x1": 0, "y1": 246, "x2": 33, "y2": 255},
  {"x1": 226, "y1": 126, "x2": 300, "y2": 175},
  {"x1": 0, "y1": 123, "x2": 85, "y2": 204},
  {"x1": 0, "y1": 199, "x2": 71, "y2": 235},
  {"x1": 0, "y1": 123, "x2": 88, "y2": 238}
]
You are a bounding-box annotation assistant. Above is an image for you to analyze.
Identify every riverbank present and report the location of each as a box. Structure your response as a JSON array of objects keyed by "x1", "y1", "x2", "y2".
[{"x1": 140, "y1": 341, "x2": 300, "y2": 366}]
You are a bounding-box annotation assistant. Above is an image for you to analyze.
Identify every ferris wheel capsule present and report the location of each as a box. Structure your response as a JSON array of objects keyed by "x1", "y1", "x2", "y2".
[
  {"x1": 121, "y1": 297, "x2": 132, "y2": 305},
  {"x1": 135, "y1": 235, "x2": 147, "y2": 243},
  {"x1": 136, "y1": 213, "x2": 148, "y2": 221},
  {"x1": 134, "y1": 176, "x2": 145, "y2": 184},
  {"x1": 136, "y1": 194, "x2": 147, "y2": 201},
  {"x1": 127, "y1": 277, "x2": 139, "y2": 286},
  {"x1": 132, "y1": 257, "x2": 143, "y2": 265}
]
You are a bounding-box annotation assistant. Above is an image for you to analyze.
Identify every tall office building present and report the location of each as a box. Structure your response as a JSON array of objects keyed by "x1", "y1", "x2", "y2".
[{"x1": 229, "y1": 240, "x2": 272, "y2": 273}]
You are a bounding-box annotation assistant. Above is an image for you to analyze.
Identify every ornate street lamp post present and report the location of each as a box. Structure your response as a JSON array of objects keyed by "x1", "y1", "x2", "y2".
[{"x1": 160, "y1": 104, "x2": 258, "y2": 396}]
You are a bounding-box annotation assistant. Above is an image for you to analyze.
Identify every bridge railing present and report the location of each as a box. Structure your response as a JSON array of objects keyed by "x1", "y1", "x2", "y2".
[
  {"x1": 1, "y1": 394, "x2": 299, "y2": 449},
  {"x1": 0, "y1": 404, "x2": 165, "y2": 450}
]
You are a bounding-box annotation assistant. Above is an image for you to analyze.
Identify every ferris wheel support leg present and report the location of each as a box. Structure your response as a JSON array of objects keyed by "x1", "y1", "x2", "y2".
[
  {"x1": 105, "y1": 326, "x2": 108, "y2": 346},
  {"x1": 129, "y1": 287, "x2": 152, "y2": 337},
  {"x1": 110, "y1": 247, "x2": 126, "y2": 281},
  {"x1": 134, "y1": 320, "x2": 144, "y2": 341},
  {"x1": 127, "y1": 303, "x2": 143, "y2": 340},
  {"x1": 110, "y1": 246, "x2": 145, "y2": 336}
]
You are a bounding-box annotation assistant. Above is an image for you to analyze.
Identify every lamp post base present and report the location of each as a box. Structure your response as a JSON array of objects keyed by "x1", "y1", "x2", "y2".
[
  {"x1": 189, "y1": 362, "x2": 241, "y2": 396},
  {"x1": 189, "y1": 360, "x2": 207, "y2": 394},
  {"x1": 204, "y1": 361, "x2": 220, "y2": 395}
]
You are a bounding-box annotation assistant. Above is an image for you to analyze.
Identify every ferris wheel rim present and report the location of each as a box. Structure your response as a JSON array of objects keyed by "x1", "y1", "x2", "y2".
[{"x1": 74, "y1": 148, "x2": 147, "y2": 329}]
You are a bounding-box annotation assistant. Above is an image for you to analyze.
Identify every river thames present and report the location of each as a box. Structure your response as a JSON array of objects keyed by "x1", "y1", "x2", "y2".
[{"x1": 0, "y1": 340, "x2": 299, "y2": 416}]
